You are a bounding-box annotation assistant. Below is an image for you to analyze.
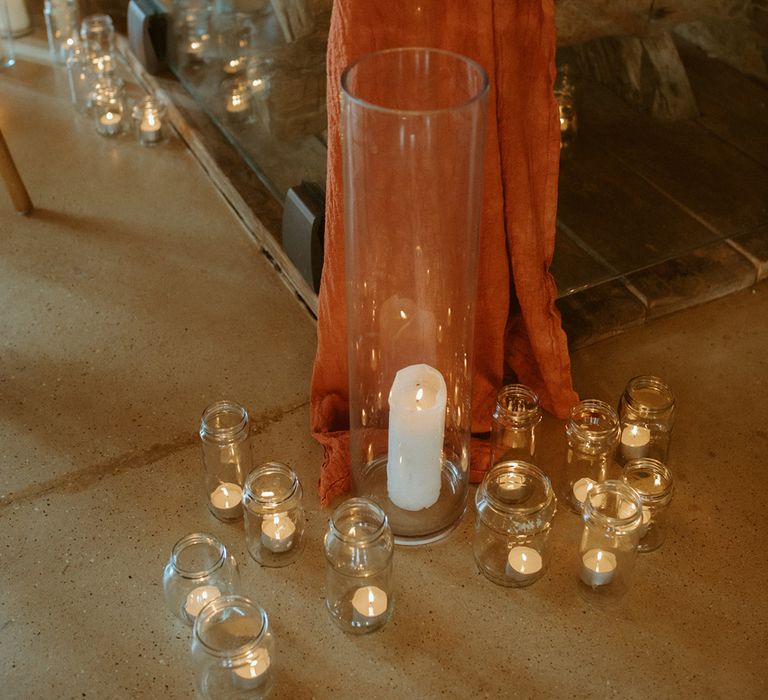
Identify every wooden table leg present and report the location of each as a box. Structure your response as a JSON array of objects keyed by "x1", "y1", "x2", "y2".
[{"x1": 0, "y1": 128, "x2": 33, "y2": 215}]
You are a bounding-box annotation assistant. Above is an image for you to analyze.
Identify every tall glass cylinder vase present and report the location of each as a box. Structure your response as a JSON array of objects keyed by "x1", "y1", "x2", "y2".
[{"x1": 342, "y1": 48, "x2": 488, "y2": 545}]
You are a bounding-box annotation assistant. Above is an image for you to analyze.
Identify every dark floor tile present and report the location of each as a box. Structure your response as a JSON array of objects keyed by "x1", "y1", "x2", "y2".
[
  {"x1": 626, "y1": 241, "x2": 756, "y2": 319},
  {"x1": 557, "y1": 279, "x2": 647, "y2": 349},
  {"x1": 729, "y1": 228, "x2": 768, "y2": 281}
]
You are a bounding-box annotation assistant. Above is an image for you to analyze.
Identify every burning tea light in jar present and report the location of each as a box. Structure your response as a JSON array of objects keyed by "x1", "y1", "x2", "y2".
[
  {"x1": 139, "y1": 113, "x2": 162, "y2": 143},
  {"x1": 98, "y1": 110, "x2": 122, "y2": 136},
  {"x1": 184, "y1": 585, "x2": 221, "y2": 618},
  {"x1": 497, "y1": 472, "x2": 529, "y2": 501},
  {"x1": 351, "y1": 585, "x2": 388, "y2": 624},
  {"x1": 261, "y1": 513, "x2": 296, "y2": 552},
  {"x1": 580, "y1": 548, "x2": 617, "y2": 587},
  {"x1": 506, "y1": 546, "x2": 543, "y2": 583},
  {"x1": 210, "y1": 482, "x2": 243, "y2": 519},
  {"x1": 226, "y1": 87, "x2": 250, "y2": 114},
  {"x1": 621, "y1": 425, "x2": 651, "y2": 461},
  {"x1": 232, "y1": 648, "x2": 271, "y2": 689},
  {"x1": 572, "y1": 477, "x2": 596, "y2": 506}
]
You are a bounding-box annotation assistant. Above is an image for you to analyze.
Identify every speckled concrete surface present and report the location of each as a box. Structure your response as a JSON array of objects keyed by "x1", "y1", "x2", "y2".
[{"x1": 2, "y1": 56, "x2": 767, "y2": 699}]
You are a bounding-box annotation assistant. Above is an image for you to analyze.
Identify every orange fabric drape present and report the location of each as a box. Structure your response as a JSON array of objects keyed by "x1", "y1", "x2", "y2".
[{"x1": 310, "y1": 0, "x2": 578, "y2": 506}]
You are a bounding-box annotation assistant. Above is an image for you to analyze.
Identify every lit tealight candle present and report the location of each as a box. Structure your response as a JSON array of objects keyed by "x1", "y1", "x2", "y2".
[
  {"x1": 210, "y1": 482, "x2": 243, "y2": 520},
  {"x1": 580, "y1": 548, "x2": 617, "y2": 587},
  {"x1": 260, "y1": 513, "x2": 296, "y2": 552},
  {"x1": 184, "y1": 584, "x2": 221, "y2": 618},
  {"x1": 572, "y1": 477, "x2": 596, "y2": 506},
  {"x1": 505, "y1": 546, "x2": 543, "y2": 583},
  {"x1": 621, "y1": 425, "x2": 651, "y2": 461},
  {"x1": 98, "y1": 111, "x2": 122, "y2": 136},
  {"x1": 232, "y1": 647, "x2": 271, "y2": 689},
  {"x1": 226, "y1": 91, "x2": 250, "y2": 114},
  {"x1": 223, "y1": 58, "x2": 243, "y2": 74},
  {"x1": 139, "y1": 114, "x2": 162, "y2": 143},
  {"x1": 187, "y1": 39, "x2": 204, "y2": 59},
  {"x1": 497, "y1": 472, "x2": 529, "y2": 501},
  {"x1": 351, "y1": 585, "x2": 388, "y2": 624},
  {"x1": 619, "y1": 500, "x2": 652, "y2": 536}
]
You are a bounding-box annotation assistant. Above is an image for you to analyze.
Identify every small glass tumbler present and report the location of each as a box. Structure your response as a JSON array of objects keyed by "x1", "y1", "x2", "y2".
[
  {"x1": 474, "y1": 461, "x2": 557, "y2": 588},
  {"x1": 200, "y1": 400, "x2": 252, "y2": 522},
  {"x1": 163, "y1": 532, "x2": 240, "y2": 626},
  {"x1": 243, "y1": 462, "x2": 305, "y2": 567},
  {"x1": 44, "y1": 0, "x2": 78, "y2": 64},
  {"x1": 563, "y1": 399, "x2": 620, "y2": 514},
  {"x1": 0, "y1": 0, "x2": 14, "y2": 68},
  {"x1": 621, "y1": 458, "x2": 674, "y2": 552},
  {"x1": 92, "y1": 81, "x2": 127, "y2": 137},
  {"x1": 132, "y1": 95, "x2": 169, "y2": 146},
  {"x1": 324, "y1": 497, "x2": 394, "y2": 634},
  {"x1": 489, "y1": 384, "x2": 542, "y2": 466},
  {"x1": 222, "y1": 77, "x2": 253, "y2": 123},
  {"x1": 577, "y1": 480, "x2": 642, "y2": 604},
  {"x1": 192, "y1": 595, "x2": 275, "y2": 699},
  {"x1": 618, "y1": 375, "x2": 675, "y2": 465},
  {"x1": 80, "y1": 13, "x2": 114, "y2": 56}
]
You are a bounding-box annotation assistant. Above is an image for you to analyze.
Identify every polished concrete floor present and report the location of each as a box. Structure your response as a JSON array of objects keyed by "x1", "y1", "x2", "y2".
[{"x1": 1, "y1": 53, "x2": 767, "y2": 698}]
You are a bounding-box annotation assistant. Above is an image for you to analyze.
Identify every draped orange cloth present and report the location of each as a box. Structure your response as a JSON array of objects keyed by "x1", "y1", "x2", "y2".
[{"x1": 311, "y1": 0, "x2": 579, "y2": 506}]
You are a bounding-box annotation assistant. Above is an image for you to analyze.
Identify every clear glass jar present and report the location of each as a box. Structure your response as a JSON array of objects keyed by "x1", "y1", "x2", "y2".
[
  {"x1": 80, "y1": 13, "x2": 114, "y2": 56},
  {"x1": 44, "y1": 0, "x2": 78, "y2": 64},
  {"x1": 618, "y1": 375, "x2": 675, "y2": 465},
  {"x1": 132, "y1": 95, "x2": 169, "y2": 146},
  {"x1": 474, "y1": 461, "x2": 557, "y2": 587},
  {"x1": 89, "y1": 51, "x2": 117, "y2": 80},
  {"x1": 324, "y1": 497, "x2": 394, "y2": 634},
  {"x1": 621, "y1": 458, "x2": 674, "y2": 553},
  {"x1": 563, "y1": 399, "x2": 620, "y2": 514},
  {"x1": 343, "y1": 48, "x2": 488, "y2": 545},
  {"x1": 163, "y1": 532, "x2": 240, "y2": 626},
  {"x1": 577, "y1": 480, "x2": 642, "y2": 603},
  {"x1": 222, "y1": 76, "x2": 253, "y2": 123},
  {"x1": 199, "y1": 400, "x2": 252, "y2": 522},
  {"x1": 243, "y1": 462, "x2": 305, "y2": 567},
  {"x1": 180, "y1": 8, "x2": 211, "y2": 65},
  {"x1": 489, "y1": 384, "x2": 542, "y2": 466},
  {"x1": 192, "y1": 595, "x2": 275, "y2": 699},
  {"x1": 65, "y1": 39, "x2": 91, "y2": 110},
  {"x1": 217, "y1": 12, "x2": 256, "y2": 75},
  {"x1": 92, "y1": 81, "x2": 126, "y2": 137}
]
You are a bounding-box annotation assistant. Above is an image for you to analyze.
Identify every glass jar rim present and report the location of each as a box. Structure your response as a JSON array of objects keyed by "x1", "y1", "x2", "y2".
[
  {"x1": 478, "y1": 461, "x2": 557, "y2": 527},
  {"x1": 341, "y1": 46, "x2": 489, "y2": 117},
  {"x1": 243, "y1": 461, "x2": 299, "y2": 506},
  {"x1": 200, "y1": 399, "x2": 249, "y2": 442},
  {"x1": 623, "y1": 375, "x2": 675, "y2": 415},
  {"x1": 583, "y1": 480, "x2": 642, "y2": 532},
  {"x1": 567, "y1": 399, "x2": 620, "y2": 440},
  {"x1": 170, "y1": 532, "x2": 226, "y2": 579},
  {"x1": 621, "y1": 458, "x2": 674, "y2": 503},
  {"x1": 494, "y1": 384, "x2": 542, "y2": 425},
  {"x1": 193, "y1": 595, "x2": 267, "y2": 660},
  {"x1": 328, "y1": 497, "x2": 389, "y2": 545}
]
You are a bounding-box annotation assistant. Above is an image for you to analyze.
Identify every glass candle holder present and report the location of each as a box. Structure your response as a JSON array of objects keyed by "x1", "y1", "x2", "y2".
[
  {"x1": 132, "y1": 95, "x2": 169, "y2": 146},
  {"x1": 577, "y1": 480, "x2": 642, "y2": 604},
  {"x1": 324, "y1": 497, "x2": 394, "y2": 634},
  {"x1": 44, "y1": 0, "x2": 78, "y2": 64},
  {"x1": 180, "y1": 8, "x2": 211, "y2": 64},
  {"x1": 163, "y1": 532, "x2": 240, "y2": 626},
  {"x1": 473, "y1": 461, "x2": 557, "y2": 588},
  {"x1": 92, "y1": 81, "x2": 126, "y2": 137},
  {"x1": 89, "y1": 51, "x2": 116, "y2": 79},
  {"x1": 343, "y1": 47, "x2": 488, "y2": 545},
  {"x1": 489, "y1": 384, "x2": 542, "y2": 466},
  {"x1": 618, "y1": 375, "x2": 675, "y2": 465},
  {"x1": 192, "y1": 595, "x2": 275, "y2": 699},
  {"x1": 555, "y1": 63, "x2": 577, "y2": 156},
  {"x1": 222, "y1": 77, "x2": 253, "y2": 123},
  {"x1": 621, "y1": 458, "x2": 674, "y2": 553},
  {"x1": 80, "y1": 13, "x2": 114, "y2": 56},
  {"x1": 562, "y1": 399, "x2": 620, "y2": 514},
  {"x1": 243, "y1": 462, "x2": 305, "y2": 567},
  {"x1": 65, "y1": 38, "x2": 91, "y2": 110},
  {"x1": 199, "y1": 400, "x2": 252, "y2": 522},
  {"x1": 217, "y1": 12, "x2": 256, "y2": 75},
  {"x1": 0, "y1": 1, "x2": 14, "y2": 69}
]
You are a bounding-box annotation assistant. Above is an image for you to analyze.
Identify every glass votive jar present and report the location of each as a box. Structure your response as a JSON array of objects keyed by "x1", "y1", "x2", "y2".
[
  {"x1": 473, "y1": 461, "x2": 557, "y2": 588},
  {"x1": 44, "y1": 0, "x2": 79, "y2": 64},
  {"x1": 621, "y1": 458, "x2": 674, "y2": 553},
  {"x1": 163, "y1": 532, "x2": 240, "y2": 626},
  {"x1": 324, "y1": 497, "x2": 394, "y2": 634},
  {"x1": 192, "y1": 595, "x2": 275, "y2": 699},
  {"x1": 243, "y1": 462, "x2": 305, "y2": 567},
  {"x1": 618, "y1": 375, "x2": 676, "y2": 465},
  {"x1": 80, "y1": 13, "x2": 114, "y2": 56},
  {"x1": 577, "y1": 480, "x2": 642, "y2": 604},
  {"x1": 563, "y1": 399, "x2": 620, "y2": 514},
  {"x1": 200, "y1": 400, "x2": 252, "y2": 522},
  {"x1": 132, "y1": 95, "x2": 169, "y2": 146},
  {"x1": 218, "y1": 12, "x2": 256, "y2": 75},
  {"x1": 92, "y1": 81, "x2": 126, "y2": 137},
  {"x1": 180, "y1": 9, "x2": 211, "y2": 64},
  {"x1": 222, "y1": 77, "x2": 253, "y2": 123},
  {"x1": 489, "y1": 384, "x2": 542, "y2": 466}
]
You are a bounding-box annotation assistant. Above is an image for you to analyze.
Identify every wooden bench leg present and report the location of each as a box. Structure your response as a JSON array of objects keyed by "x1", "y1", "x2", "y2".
[{"x1": 0, "y1": 128, "x2": 32, "y2": 215}]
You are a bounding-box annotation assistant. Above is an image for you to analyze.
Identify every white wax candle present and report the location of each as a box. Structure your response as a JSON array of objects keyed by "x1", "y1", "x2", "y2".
[
  {"x1": 260, "y1": 513, "x2": 296, "y2": 552},
  {"x1": 140, "y1": 115, "x2": 162, "y2": 143},
  {"x1": 506, "y1": 546, "x2": 543, "y2": 582},
  {"x1": 621, "y1": 425, "x2": 651, "y2": 461},
  {"x1": 572, "y1": 477, "x2": 596, "y2": 505},
  {"x1": 226, "y1": 93, "x2": 250, "y2": 113},
  {"x1": 210, "y1": 482, "x2": 243, "y2": 519},
  {"x1": 184, "y1": 584, "x2": 221, "y2": 617},
  {"x1": 0, "y1": 0, "x2": 31, "y2": 37},
  {"x1": 351, "y1": 585, "x2": 388, "y2": 624},
  {"x1": 497, "y1": 472, "x2": 528, "y2": 501},
  {"x1": 619, "y1": 501, "x2": 652, "y2": 536},
  {"x1": 387, "y1": 363, "x2": 447, "y2": 510},
  {"x1": 580, "y1": 548, "x2": 617, "y2": 587},
  {"x1": 97, "y1": 111, "x2": 122, "y2": 136},
  {"x1": 232, "y1": 647, "x2": 271, "y2": 689}
]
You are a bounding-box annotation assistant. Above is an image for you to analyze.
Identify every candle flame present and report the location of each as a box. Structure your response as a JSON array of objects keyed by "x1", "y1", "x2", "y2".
[
  {"x1": 415, "y1": 387, "x2": 424, "y2": 402},
  {"x1": 399, "y1": 309, "x2": 407, "y2": 320}
]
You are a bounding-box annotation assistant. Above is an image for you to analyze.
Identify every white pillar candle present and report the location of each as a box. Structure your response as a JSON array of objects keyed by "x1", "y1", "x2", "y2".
[
  {"x1": 210, "y1": 482, "x2": 243, "y2": 519},
  {"x1": 572, "y1": 477, "x2": 596, "y2": 506},
  {"x1": 232, "y1": 648, "x2": 271, "y2": 689},
  {"x1": 351, "y1": 585, "x2": 388, "y2": 624},
  {"x1": 387, "y1": 363, "x2": 446, "y2": 510},
  {"x1": 506, "y1": 546, "x2": 543, "y2": 583},
  {"x1": 97, "y1": 111, "x2": 122, "y2": 136},
  {"x1": 580, "y1": 548, "x2": 617, "y2": 587},
  {"x1": 0, "y1": 0, "x2": 31, "y2": 37},
  {"x1": 621, "y1": 425, "x2": 650, "y2": 461},
  {"x1": 260, "y1": 513, "x2": 296, "y2": 552},
  {"x1": 184, "y1": 584, "x2": 221, "y2": 617}
]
